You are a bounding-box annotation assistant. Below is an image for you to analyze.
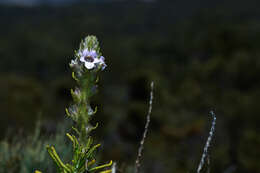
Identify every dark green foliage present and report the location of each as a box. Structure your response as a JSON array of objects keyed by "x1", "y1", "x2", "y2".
[{"x1": 0, "y1": 2, "x2": 259, "y2": 173}]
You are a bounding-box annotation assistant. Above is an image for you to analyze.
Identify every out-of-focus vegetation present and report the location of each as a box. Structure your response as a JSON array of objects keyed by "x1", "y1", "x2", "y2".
[
  {"x1": 0, "y1": 120, "x2": 72, "y2": 173},
  {"x1": 0, "y1": 1, "x2": 260, "y2": 173}
]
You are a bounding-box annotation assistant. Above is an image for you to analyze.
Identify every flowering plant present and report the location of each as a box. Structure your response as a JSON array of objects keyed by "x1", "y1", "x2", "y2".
[
  {"x1": 34, "y1": 35, "x2": 216, "y2": 173},
  {"x1": 35, "y1": 36, "x2": 113, "y2": 173}
]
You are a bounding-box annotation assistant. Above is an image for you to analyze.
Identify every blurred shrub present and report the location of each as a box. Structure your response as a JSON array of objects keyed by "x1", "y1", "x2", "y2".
[{"x1": 0, "y1": 120, "x2": 72, "y2": 173}]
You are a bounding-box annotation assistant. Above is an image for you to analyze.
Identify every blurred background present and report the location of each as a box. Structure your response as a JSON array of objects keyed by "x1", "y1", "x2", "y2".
[{"x1": 0, "y1": 0, "x2": 260, "y2": 172}]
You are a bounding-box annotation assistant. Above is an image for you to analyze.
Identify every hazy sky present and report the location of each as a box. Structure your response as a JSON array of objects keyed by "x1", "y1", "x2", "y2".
[{"x1": 0, "y1": 0, "x2": 79, "y2": 6}]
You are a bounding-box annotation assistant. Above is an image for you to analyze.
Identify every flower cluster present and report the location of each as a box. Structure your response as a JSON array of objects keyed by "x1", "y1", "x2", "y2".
[
  {"x1": 70, "y1": 37, "x2": 107, "y2": 77},
  {"x1": 78, "y1": 49, "x2": 106, "y2": 70}
]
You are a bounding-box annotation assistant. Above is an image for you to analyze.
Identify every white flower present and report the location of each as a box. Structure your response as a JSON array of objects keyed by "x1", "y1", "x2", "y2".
[
  {"x1": 79, "y1": 49, "x2": 98, "y2": 69},
  {"x1": 87, "y1": 105, "x2": 94, "y2": 115},
  {"x1": 99, "y1": 56, "x2": 107, "y2": 70},
  {"x1": 69, "y1": 59, "x2": 77, "y2": 68},
  {"x1": 74, "y1": 87, "x2": 81, "y2": 96},
  {"x1": 68, "y1": 105, "x2": 78, "y2": 116},
  {"x1": 79, "y1": 49, "x2": 107, "y2": 70},
  {"x1": 69, "y1": 58, "x2": 83, "y2": 76}
]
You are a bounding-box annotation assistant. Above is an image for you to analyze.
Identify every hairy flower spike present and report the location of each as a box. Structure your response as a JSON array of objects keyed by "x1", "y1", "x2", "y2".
[{"x1": 42, "y1": 36, "x2": 113, "y2": 173}]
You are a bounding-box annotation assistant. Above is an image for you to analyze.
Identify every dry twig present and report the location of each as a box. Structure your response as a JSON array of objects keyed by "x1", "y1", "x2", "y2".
[
  {"x1": 197, "y1": 111, "x2": 217, "y2": 173},
  {"x1": 134, "y1": 81, "x2": 154, "y2": 173}
]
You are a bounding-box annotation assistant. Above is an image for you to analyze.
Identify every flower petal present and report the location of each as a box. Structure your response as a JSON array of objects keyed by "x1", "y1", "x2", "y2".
[
  {"x1": 82, "y1": 49, "x2": 89, "y2": 56},
  {"x1": 100, "y1": 56, "x2": 105, "y2": 62},
  {"x1": 79, "y1": 56, "x2": 85, "y2": 62},
  {"x1": 84, "y1": 62, "x2": 95, "y2": 69}
]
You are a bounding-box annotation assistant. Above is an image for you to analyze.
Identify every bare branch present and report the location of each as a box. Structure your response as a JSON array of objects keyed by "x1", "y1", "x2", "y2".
[
  {"x1": 206, "y1": 154, "x2": 210, "y2": 173},
  {"x1": 112, "y1": 162, "x2": 117, "y2": 173},
  {"x1": 134, "y1": 81, "x2": 154, "y2": 173},
  {"x1": 197, "y1": 111, "x2": 216, "y2": 173}
]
